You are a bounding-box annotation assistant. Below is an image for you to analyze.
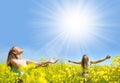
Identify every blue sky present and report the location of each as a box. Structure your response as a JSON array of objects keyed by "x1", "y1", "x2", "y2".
[{"x1": 0, "y1": 0, "x2": 120, "y2": 64}]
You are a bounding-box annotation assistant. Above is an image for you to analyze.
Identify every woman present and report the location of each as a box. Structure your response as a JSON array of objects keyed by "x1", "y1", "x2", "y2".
[
  {"x1": 7, "y1": 46, "x2": 58, "y2": 81},
  {"x1": 68, "y1": 54, "x2": 111, "y2": 77}
]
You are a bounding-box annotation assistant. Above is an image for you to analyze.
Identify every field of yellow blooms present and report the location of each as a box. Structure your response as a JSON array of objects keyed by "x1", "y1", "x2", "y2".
[{"x1": 0, "y1": 55, "x2": 120, "y2": 83}]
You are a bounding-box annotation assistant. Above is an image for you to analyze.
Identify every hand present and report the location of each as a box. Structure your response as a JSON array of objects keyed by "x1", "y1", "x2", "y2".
[
  {"x1": 105, "y1": 55, "x2": 111, "y2": 59},
  {"x1": 49, "y1": 58, "x2": 58, "y2": 64},
  {"x1": 68, "y1": 60, "x2": 72, "y2": 62}
]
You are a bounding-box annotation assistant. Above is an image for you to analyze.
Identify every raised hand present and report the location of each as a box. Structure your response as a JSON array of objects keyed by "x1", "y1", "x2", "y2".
[
  {"x1": 68, "y1": 60, "x2": 72, "y2": 62},
  {"x1": 105, "y1": 55, "x2": 111, "y2": 59},
  {"x1": 49, "y1": 58, "x2": 58, "y2": 64}
]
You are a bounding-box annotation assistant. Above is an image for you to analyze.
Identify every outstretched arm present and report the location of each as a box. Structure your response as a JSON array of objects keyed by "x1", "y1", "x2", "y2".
[
  {"x1": 90, "y1": 55, "x2": 111, "y2": 64},
  {"x1": 36, "y1": 58, "x2": 58, "y2": 67},
  {"x1": 68, "y1": 60, "x2": 81, "y2": 64},
  {"x1": 26, "y1": 58, "x2": 58, "y2": 68}
]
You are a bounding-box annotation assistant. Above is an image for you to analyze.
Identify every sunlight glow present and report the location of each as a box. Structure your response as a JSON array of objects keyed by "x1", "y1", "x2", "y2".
[
  {"x1": 62, "y1": 13, "x2": 89, "y2": 36},
  {"x1": 33, "y1": 0, "x2": 117, "y2": 57},
  {"x1": 58, "y1": 7, "x2": 97, "y2": 43}
]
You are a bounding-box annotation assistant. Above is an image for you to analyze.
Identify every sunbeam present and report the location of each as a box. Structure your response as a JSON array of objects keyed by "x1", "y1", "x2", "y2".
[{"x1": 32, "y1": 0, "x2": 120, "y2": 58}]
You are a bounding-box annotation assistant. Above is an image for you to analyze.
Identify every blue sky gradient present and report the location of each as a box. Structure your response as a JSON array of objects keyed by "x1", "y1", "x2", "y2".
[{"x1": 0, "y1": 0, "x2": 120, "y2": 64}]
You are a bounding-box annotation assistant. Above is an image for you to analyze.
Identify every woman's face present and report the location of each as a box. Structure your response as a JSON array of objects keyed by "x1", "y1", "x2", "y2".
[
  {"x1": 11, "y1": 46, "x2": 23, "y2": 59},
  {"x1": 12, "y1": 46, "x2": 23, "y2": 54}
]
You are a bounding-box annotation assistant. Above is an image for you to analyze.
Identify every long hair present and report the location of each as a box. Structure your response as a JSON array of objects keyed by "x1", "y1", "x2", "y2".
[
  {"x1": 7, "y1": 46, "x2": 23, "y2": 69},
  {"x1": 81, "y1": 54, "x2": 89, "y2": 70}
]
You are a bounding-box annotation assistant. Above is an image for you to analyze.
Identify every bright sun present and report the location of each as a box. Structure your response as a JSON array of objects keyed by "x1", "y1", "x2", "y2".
[
  {"x1": 33, "y1": 0, "x2": 115, "y2": 57},
  {"x1": 58, "y1": 8, "x2": 96, "y2": 42}
]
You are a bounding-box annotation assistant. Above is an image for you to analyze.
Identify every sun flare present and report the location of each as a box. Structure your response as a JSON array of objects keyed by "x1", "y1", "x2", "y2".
[
  {"x1": 58, "y1": 8, "x2": 97, "y2": 42},
  {"x1": 32, "y1": 0, "x2": 117, "y2": 57}
]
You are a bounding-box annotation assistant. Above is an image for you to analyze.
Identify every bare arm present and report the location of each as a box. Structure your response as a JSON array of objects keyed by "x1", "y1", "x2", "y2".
[
  {"x1": 26, "y1": 58, "x2": 58, "y2": 68},
  {"x1": 68, "y1": 60, "x2": 81, "y2": 64},
  {"x1": 90, "y1": 55, "x2": 111, "y2": 64}
]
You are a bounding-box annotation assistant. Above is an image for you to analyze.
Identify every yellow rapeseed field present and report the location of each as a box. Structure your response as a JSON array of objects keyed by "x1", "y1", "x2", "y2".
[{"x1": 0, "y1": 55, "x2": 120, "y2": 83}]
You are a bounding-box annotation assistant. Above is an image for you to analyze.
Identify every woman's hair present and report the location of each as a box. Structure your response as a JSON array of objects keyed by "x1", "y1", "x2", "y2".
[
  {"x1": 81, "y1": 54, "x2": 89, "y2": 69},
  {"x1": 7, "y1": 46, "x2": 23, "y2": 68}
]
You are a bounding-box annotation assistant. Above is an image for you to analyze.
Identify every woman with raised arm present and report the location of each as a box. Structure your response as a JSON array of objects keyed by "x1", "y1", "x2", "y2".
[
  {"x1": 68, "y1": 54, "x2": 111, "y2": 77},
  {"x1": 7, "y1": 46, "x2": 58, "y2": 82}
]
